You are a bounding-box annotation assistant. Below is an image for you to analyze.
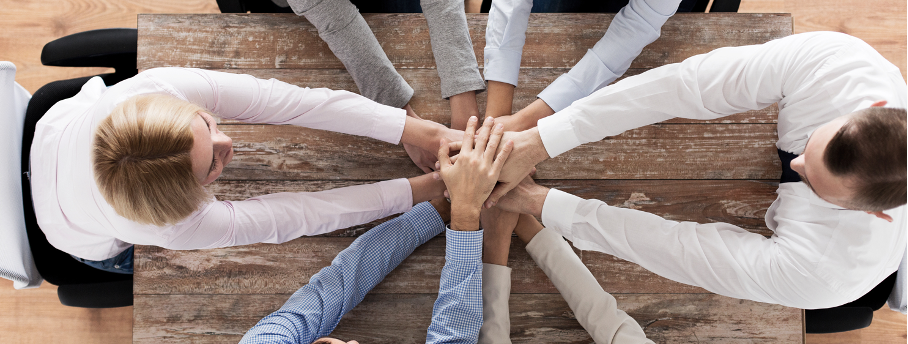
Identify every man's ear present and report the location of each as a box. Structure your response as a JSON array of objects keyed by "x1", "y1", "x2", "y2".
[
  {"x1": 867, "y1": 211, "x2": 893, "y2": 222},
  {"x1": 870, "y1": 100, "x2": 888, "y2": 107}
]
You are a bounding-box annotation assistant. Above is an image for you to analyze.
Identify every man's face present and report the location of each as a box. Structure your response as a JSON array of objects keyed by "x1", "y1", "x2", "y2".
[
  {"x1": 789, "y1": 115, "x2": 857, "y2": 208},
  {"x1": 315, "y1": 338, "x2": 358, "y2": 344}
]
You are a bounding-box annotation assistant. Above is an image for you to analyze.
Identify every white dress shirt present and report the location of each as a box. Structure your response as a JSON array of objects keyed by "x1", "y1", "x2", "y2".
[
  {"x1": 483, "y1": 0, "x2": 680, "y2": 112},
  {"x1": 30, "y1": 67, "x2": 413, "y2": 261},
  {"x1": 537, "y1": 32, "x2": 907, "y2": 310}
]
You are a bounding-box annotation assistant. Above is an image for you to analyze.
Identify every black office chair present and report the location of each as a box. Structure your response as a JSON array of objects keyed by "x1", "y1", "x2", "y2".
[
  {"x1": 806, "y1": 271, "x2": 900, "y2": 333},
  {"x1": 20, "y1": 28, "x2": 138, "y2": 308}
]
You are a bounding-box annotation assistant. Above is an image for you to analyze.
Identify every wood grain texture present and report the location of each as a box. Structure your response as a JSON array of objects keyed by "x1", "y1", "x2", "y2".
[
  {"x1": 203, "y1": 179, "x2": 777, "y2": 237},
  {"x1": 208, "y1": 68, "x2": 779, "y2": 126},
  {"x1": 132, "y1": 293, "x2": 802, "y2": 343},
  {"x1": 211, "y1": 123, "x2": 779, "y2": 180},
  {"x1": 134, "y1": 236, "x2": 710, "y2": 295},
  {"x1": 137, "y1": 13, "x2": 792, "y2": 70}
]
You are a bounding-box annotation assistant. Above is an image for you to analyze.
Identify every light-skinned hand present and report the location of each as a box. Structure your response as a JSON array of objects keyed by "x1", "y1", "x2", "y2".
[{"x1": 437, "y1": 116, "x2": 514, "y2": 231}]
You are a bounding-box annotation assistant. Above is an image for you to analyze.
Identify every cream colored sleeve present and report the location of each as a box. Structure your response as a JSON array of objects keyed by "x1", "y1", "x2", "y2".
[
  {"x1": 478, "y1": 263, "x2": 513, "y2": 344},
  {"x1": 525, "y1": 227, "x2": 654, "y2": 344}
]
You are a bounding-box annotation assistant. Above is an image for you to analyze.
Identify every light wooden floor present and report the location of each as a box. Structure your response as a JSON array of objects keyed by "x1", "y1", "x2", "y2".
[{"x1": 0, "y1": 0, "x2": 904, "y2": 343}]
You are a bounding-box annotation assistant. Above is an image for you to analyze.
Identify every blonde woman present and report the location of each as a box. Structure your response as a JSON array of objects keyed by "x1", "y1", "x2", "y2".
[{"x1": 29, "y1": 67, "x2": 454, "y2": 274}]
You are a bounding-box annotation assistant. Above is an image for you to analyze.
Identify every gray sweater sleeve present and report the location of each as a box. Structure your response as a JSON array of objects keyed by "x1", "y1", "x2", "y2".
[
  {"x1": 287, "y1": 0, "x2": 414, "y2": 108},
  {"x1": 421, "y1": 0, "x2": 487, "y2": 98}
]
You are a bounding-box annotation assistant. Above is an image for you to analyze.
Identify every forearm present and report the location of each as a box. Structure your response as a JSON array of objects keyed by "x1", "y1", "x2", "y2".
[
  {"x1": 426, "y1": 229, "x2": 485, "y2": 344},
  {"x1": 287, "y1": 0, "x2": 413, "y2": 108},
  {"x1": 509, "y1": 99, "x2": 555, "y2": 131},
  {"x1": 241, "y1": 203, "x2": 445, "y2": 344},
  {"x1": 450, "y1": 91, "x2": 480, "y2": 131},
  {"x1": 525, "y1": 226, "x2": 652, "y2": 343},
  {"x1": 478, "y1": 263, "x2": 513, "y2": 344},
  {"x1": 486, "y1": 81, "x2": 516, "y2": 118},
  {"x1": 421, "y1": 0, "x2": 486, "y2": 99}
]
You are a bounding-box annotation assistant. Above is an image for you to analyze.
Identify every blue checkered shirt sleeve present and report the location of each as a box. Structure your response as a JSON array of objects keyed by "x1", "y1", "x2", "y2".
[
  {"x1": 239, "y1": 202, "x2": 445, "y2": 344},
  {"x1": 426, "y1": 228, "x2": 484, "y2": 344}
]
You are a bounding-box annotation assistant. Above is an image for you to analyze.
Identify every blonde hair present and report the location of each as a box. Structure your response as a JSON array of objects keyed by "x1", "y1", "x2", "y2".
[{"x1": 93, "y1": 94, "x2": 211, "y2": 226}]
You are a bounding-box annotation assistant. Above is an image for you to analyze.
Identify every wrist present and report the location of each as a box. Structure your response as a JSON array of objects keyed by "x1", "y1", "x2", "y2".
[
  {"x1": 519, "y1": 127, "x2": 550, "y2": 163},
  {"x1": 527, "y1": 185, "x2": 549, "y2": 218},
  {"x1": 451, "y1": 205, "x2": 481, "y2": 231}
]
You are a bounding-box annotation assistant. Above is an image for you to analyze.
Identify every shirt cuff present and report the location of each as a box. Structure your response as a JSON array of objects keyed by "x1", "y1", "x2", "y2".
[
  {"x1": 402, "y1": 201, "x2": 447, "y2": 241},
  {"x1": 524, "y1": 226, "x2": 562, "y2": 257},
  {"x1": 536, "y1": 108, "x2": 584, "y2": 158},
  {"x1": 445, "y1": 228, "x2": 484, "y2": 262},
  {"x1": 376, "y1": 178, "x2": 414, "y2": 216},
  {"x1": 369, "y1": 102, "x2": 408, "y2": 145},
  {"x1": 540, "y1": 189, "x2": 583, "y2": 242},
  {"x1": 483, "y1": 48, "x2": 523, "y2": 87},
  {"x1": 538, "y1": 50, "x2": 620, "y2": 112}
]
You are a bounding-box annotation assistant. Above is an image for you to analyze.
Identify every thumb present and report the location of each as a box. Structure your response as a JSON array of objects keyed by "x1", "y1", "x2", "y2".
[{"x1": 485, "y1": 182, "x2": 514, "y2": 209}]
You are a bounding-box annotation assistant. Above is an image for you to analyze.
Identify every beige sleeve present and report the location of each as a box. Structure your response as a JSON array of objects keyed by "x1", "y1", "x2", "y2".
[
  {"x1": 525, "y1": 227, "x2": 654, "y2": 344},
  {"x1": 478, "y1": 263, "x2": 513, "y2": 344}
]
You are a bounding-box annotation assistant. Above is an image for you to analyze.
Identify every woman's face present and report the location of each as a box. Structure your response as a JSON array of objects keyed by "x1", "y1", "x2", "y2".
[{"x1": 189, "y1": 111, "x2": 234, "y2": 185}]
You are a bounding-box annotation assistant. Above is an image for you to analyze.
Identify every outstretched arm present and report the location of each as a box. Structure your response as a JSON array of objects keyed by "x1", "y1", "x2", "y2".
[
  {"x1": 429, "y1": 117, "x2": 513, "y2": 343},
  {"x1": 240, "y1": 201, "x2": 447, "y2": 344},
  {"x1": 287, "y1": 0, "x2": 413, "y2": 108},
  {"x1": 517, "y1": 215, "x2": 654, "y2": 343}
]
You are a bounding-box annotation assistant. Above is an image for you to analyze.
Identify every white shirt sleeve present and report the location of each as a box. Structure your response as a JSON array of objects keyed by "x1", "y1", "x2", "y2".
[
  {"x1": 537, "y1": 0, "x2": 680, "y2": 112},
  {"x1": 163, "y1": 179, "x2": 413, "y2": 250},
  {"x1": 141, "y1": 67, "x2": 407, "y2": 144},
  {"x1": 536, "y1": 31, "x2": 846, "y2": 158},
  {"x1": 482, "y1": 0, "x2": 533, "y2": 86},
  {"x1": 540, "y1": 188, "x2": 906, "y2": 309}
]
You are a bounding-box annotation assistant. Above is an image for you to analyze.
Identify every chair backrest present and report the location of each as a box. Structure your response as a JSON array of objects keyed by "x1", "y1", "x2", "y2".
[{"x1": 0, "y1": 61, "x2": 42, "y2": 289}]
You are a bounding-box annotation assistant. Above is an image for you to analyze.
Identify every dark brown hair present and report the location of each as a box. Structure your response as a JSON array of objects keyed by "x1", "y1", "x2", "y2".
[{"x1": 824, "y1": 107, "x2": 907, "y2": 211}]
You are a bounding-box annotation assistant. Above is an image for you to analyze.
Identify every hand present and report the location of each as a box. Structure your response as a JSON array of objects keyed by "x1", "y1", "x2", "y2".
[
  {"x1": 494, "y1": 175, "x2": 549, "y2": 218},
  {"x1": 438, "y1": 116, "x2": 514, "y2": 231},
  {"x1": 484, "y1": 127, "x2": 549, "y2": 209},
  {"x1": 404, "y1": 143, "x2": 437, "y2": 173}
]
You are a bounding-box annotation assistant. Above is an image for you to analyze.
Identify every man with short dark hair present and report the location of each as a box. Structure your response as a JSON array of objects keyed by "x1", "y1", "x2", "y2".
[{"x1": 486, "y1": 31, "x2": 907, "y2": 312}]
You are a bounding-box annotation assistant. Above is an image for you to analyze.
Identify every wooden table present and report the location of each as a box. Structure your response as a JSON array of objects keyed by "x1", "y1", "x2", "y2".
[{"x1": 134, "y1": 13, "x2": 802, "y2": 343}]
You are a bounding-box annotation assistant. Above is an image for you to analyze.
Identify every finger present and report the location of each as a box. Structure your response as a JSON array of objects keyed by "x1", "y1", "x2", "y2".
[
  {"x1": 419, "y1": 164, "x2": 432, "y2": 174},
  {"x1": 449, "y1": 153, "x2": 459, "y2": 164},
  {"x1": 443, "y1": 190, "x2": 450, "y2": 198},
  {"x1": 490, "y1": 140, "x2": 514, "y2": 174},
  {"x1": 530, "y1": 167, "x2": 537, "y2": 176},
  {"x1": 433, "y1": 172, "x2": 441, "y2": 180},
  {"x1": 473, "y1": 116, "x2": 495, "y2": 156},
  {"x1": 485, "y1": 182, "x2": 516, "y2": 208},
  {"x1": 435, "y1": 161, "x2": 440, "y2": 170},
  {"x1": 447, "y1": 141, "x2": 462, "y2": 153},
  {"x1": 484, "y1": 123, "x2": 505, "y2": 163},
  {"x1": 461, "y1": 116, "x2": 478, "y2": 153},
  {"x1": 437, "y1": 138, "x2": 452, "y2": 169}
]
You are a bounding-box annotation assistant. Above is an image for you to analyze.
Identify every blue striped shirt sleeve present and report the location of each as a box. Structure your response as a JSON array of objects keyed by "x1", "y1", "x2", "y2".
[
  {"x1": 426, "y1": 228, "x2": 484, "y2": 344},
  {"x1": 240, "y1": 202, "x2": 446, "y2": 344}
]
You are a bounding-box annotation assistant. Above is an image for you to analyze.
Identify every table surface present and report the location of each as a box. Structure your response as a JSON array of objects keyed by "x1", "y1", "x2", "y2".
[{"x1": 134, "y1": 13, "x2": 802, "y2": 343}]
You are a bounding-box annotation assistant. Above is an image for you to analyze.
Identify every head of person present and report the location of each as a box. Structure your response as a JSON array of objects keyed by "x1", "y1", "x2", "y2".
[
  {"x1": 790, "y1": 101, "x2": 906, "y2": 221},
  {"x1": 93, "y1": 94, "x2": 234, "y2": 226},
  {"x1": 313, "y1": 339, "x2": 358, "y2": 344}
]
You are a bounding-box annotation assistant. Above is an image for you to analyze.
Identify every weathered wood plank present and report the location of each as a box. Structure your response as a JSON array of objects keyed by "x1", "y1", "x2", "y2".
[
  {"x1": 135, "y1": 236, "x2": 708, "y2": 295},
  {"x1": 204, "y1": 179, "x2": 776, "y2": 237},
  {"x1": 137, "y1": 13, "x2": 792, "y2": 70},
  {"x1": 215, "y1": 123, "x2": 780, "y2": 180},
  {"x1": 206, "y1": 68, "x2": 779, "y2": 125},
  {"x1": 133, "y1": 293, "x2": 802, "y2": 343}
]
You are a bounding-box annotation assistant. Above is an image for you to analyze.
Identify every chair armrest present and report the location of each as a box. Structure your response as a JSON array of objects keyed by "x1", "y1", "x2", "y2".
[{"x1": 40, "y1": 28, "x2": 137, "y2": 70}]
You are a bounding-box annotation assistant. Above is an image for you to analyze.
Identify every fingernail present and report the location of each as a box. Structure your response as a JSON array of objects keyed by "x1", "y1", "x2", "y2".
[{"x1": 497, "y1": 124, "x2": 504, "y2": 130}]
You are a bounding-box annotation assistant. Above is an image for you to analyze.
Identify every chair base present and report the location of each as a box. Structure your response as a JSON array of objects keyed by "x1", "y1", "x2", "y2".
[{"x1": 57, "y1": 280, "x2": 133, "y2": 308}]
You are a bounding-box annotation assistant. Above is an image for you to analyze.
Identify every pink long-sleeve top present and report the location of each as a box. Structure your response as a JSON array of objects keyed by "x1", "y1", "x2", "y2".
[{"x1": 29, "y1": 68, "x2": 413, "y2": 261}]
